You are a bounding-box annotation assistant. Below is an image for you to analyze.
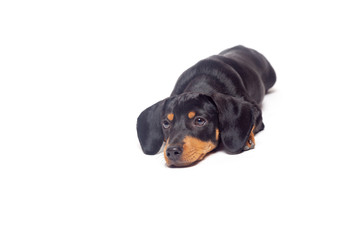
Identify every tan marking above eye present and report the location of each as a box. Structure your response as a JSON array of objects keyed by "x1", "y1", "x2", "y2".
[
  {"x1": 215, "y1": 128, "x2": 219, "y2": 141},
  {"x1": 188, "y1": 111, "x2": 196, "y2": 119},
  {"x1": 167, "y1": 113, "x2": 174, "y2": 121}
]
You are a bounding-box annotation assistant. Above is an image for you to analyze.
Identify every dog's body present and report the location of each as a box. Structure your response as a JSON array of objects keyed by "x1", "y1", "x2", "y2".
[{"x1": 137, "y1": 45, "x2": 276, "y2": 167}]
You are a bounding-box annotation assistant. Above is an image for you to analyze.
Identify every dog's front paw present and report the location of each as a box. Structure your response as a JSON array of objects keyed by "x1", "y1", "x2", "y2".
[{"x1": 244, "y1": 126, "x2": 255, "y2": 151}]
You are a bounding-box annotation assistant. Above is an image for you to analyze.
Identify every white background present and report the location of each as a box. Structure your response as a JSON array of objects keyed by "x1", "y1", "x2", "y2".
[{"x1": 1, "y1": 0, "x2": 360, "y2": 239}]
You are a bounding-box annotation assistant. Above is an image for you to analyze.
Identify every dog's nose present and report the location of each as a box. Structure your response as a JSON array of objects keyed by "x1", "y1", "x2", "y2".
[{"x1": 166, "y1": 146, "x2": 183, "y2": 161}]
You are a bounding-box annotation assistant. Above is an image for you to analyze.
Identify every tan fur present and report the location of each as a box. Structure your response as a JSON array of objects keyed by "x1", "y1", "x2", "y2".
[
  {"x1": 164, "y1": 136, "x2": 216, "y2": 166},
  {"x1": 167, "y1": 113, "x2": 174, "y2": 121},
  {"x1": 246, "y1": 125, "x2": 255, "y2": 148},
  {"x1": 187, "y1": 111, "x2": 196, "y2": 119}
]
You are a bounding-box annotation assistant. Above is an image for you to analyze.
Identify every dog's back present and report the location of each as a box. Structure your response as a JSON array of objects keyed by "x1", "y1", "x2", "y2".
[
  {"x1": 219, "y1": 45, "x2": 276, "y2": 94},
  {"x1": 171, "y1": 45, "x2": 276, "y2": 104}
]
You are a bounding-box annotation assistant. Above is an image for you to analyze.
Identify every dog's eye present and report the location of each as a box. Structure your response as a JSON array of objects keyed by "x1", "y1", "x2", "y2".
[
  {"x1": 162, "y1": 120, "x2": 171, "y2": 129},
  {"x1": 194, "y1": 117, "x2": 206, "y2": 127}
]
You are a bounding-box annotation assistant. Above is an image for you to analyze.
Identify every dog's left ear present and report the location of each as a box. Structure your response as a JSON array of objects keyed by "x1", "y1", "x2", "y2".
[
  {"x1": 211, "y1": 93, "x2": 264, "y2": 154},
  {"x1": 137, "y1": 100, "x2": 165, "y2": 155}
]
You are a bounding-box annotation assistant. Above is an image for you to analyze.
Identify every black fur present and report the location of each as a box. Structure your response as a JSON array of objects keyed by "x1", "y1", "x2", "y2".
[{"x1": 137, "y1": 45, "x2": 276, "y2": 158}]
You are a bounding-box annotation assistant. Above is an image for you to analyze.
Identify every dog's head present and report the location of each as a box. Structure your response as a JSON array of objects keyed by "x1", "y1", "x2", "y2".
[{"x1": 137, "y1": 92, "x2": 263, "y2": 167}]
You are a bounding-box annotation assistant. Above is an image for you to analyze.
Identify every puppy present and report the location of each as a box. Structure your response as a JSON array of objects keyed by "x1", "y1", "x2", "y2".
[{"x1": 137, "y1": 45, "x2": 276, "y2": 167}]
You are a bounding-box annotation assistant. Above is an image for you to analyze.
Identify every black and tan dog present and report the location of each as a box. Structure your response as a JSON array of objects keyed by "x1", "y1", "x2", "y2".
[{"x1": 137, "y1": 45, "x2": 276, "y2": 167}]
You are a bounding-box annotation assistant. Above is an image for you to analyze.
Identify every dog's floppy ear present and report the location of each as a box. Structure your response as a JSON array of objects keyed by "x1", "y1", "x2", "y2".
[
  {"x1": 137, "y1": 100, "x2": 165, "y2": 155},
  {"x1": 211, "y1": 93, "x2": 263, "y2": 154}
]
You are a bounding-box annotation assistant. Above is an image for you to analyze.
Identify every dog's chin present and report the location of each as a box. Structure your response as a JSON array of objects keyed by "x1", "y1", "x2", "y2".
[
  {"x1": 165, "y1": 152, "x2": 207, "y2": 168},
  {"x1": 166, "y1": 159, "x2": 201, "y2": 168}
]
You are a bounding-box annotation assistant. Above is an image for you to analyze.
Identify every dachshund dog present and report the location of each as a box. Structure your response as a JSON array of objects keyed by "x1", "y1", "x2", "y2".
[{"x1": 137, "y1": 45, "x2": 276, "y2": 167}]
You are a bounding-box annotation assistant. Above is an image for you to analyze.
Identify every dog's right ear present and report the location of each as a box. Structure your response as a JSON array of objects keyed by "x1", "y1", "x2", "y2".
[{"x1": 137, "y1": 100, "x2": 165, "y2": 155}]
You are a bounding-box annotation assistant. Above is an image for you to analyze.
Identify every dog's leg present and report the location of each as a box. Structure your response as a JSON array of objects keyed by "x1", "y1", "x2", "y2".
[{"x1": 244, "y1": 125, "x2": 255, "y2": 151}]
